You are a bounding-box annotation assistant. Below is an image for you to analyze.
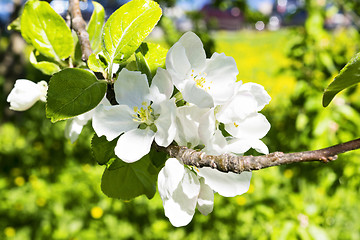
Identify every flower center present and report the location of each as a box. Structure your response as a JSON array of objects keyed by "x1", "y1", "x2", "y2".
[
  {"x1": 191, "y1": 70, "x2": 212, "y2": 91},
  {"x1": 132, "y1": 101, "x2": 154, "y2": 126}
]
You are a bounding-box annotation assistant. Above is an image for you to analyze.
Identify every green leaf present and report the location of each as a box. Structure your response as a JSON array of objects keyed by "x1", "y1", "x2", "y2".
[
  {"x1": 91, "y1": 134, "x2": 117, "y2": 165},
  {"x1": 29, "y1": 51, "x2": 61, "y2": 75},
  {"x1": 20, "y1": 0, "x2": 74, "y2": 61},
  {"x1": 87, "y1": 53, "x2": 108, "y2": 75},
  {"x1": 135, "y1": 42, "x2": 168, "y2": 80},
  {"x1": 125, "y1": 61, "x2": 138, "y2": 71},
  {"x1": 73, "y1": 41, "x2": 83, "y2": 64},
  {"x1": 46, "y1": 68, "x2": 107, "y2": 122},
  {"x1": 102, "y1": 0, "x2": 162, "y2": 66},
  {"x1": 87, "y1": 1, "x2": 105, "y2": 54},
  {"x1": 148, "y1": 147, "x2": 167, "y2": 169},
  {"x1": 101, "y1": 156, "x2": 158, "y2": 200},
  {"x1": 323, "y1": 52, "x2": 360, "y2": 107}
]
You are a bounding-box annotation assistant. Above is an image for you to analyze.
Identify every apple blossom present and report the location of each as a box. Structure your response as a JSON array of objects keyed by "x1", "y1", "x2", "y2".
[
  {"x1": 92, "y1": 68, "x2": 176, "y2": 163},
  {"x1": 166, "y1": 31, "x2": 239, "y2": 108},
  {"x1": 216, "y1": 82, "x2": 271, "y2": 123},
  {"x1": 174, "y1": 105, "x2": 253, "y2": 195},
  {"x1": 7, "y1": 79, "x2": 48, "y2": 111},
  {"x1": 157, "y1": 102, "x2": 262, "y2": 226},
  {"x1": 157, "y1": 158, "x2": 214, "y2": 227},
  {"x1": 216, "y1": 82, "x2": 271, "y2": 154}
]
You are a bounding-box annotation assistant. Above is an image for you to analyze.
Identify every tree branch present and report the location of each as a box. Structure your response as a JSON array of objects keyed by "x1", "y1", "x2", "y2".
[
  {"x1": 156, "y1": 138, "x2": 360, "y2": 174},
  {"x1": 68, "y1": 0, "x2": 92, "y2": 61},
  {"x1": 67, "y1": 1, "x2": 360, "y2": 174}
]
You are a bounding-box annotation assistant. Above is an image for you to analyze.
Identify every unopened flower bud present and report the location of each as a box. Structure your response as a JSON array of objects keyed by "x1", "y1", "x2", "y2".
[{"x1": 7, "y1": 79, "x2": 48, "y2": 111}]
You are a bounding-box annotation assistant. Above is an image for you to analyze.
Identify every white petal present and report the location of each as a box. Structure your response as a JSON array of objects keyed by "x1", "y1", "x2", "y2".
[
  {"x1": 162, "y1": 197, "x2": 195, "y2": 227},
  {"x1": 198, "y1": 109, "x2": 228, "y2": 155},
  {"x1": 216, "y1": 92, "x2": 258, "y2": 124},
  {"x1": 197, "y1": 167, "x2": 252, "y2": 197},
  {"x1": 37, "y1": 81, "x2": 48, "y2": 102},
  {"x1": 75, "y1": 110, "x2": 94, "y2": 123},
  {"x1": 227, "y1": 138, "x2": 269, "y2": 155},
  {"x1": 150, "y1": 68, "x2": 173, "y2": 103},
  {"x1": 198, "y1": 108, "x2": 216, "y2": 143},
  {"x1": 154, "y1": 99, "x2": 177, "y2": 147},
  {"x1": 197, "y1": 109, "x2": 229, "y2": 155},
  {"x1": 225, "y1": 113, "x2": 270, "y2": 140},
  {"x1": 98, "y1": 96, "x2": 112, "y2": 107},
  {"x1": 92, "y1": 105, "x2": 138, "y2": 141},
  {"x1": 175, "y1": 105, "x2": 209, "y2": 148},
  {"x1": 197, "y1": 178, "x2": 214, "y2": 216},
  {"x1": 203, "y1": 130, "x2": 228, "y2": 155},
  {"x1": 177, "y1": 31, "x2": 206, "y2": 70},
  {"x1": 159, "y1": 165, "x2": 199, "y2": 227},
  {"x1": 7, "y1": 79, "x2": 47, "y2": 111},
  {"x1": 181, "y1": 168, "x2": 201, "y2": 199},
  {"x1": 166, "y1": 43, "x2": 191, "y2": 90},
  {"x1": 115, "y1": 128, "x2": 156, "y2": 163},
  {"x1": 226, "y1": 138, "x2": 252, "y2": 155},
  {"x1": 158, "y1": 158, "x2": 186, "y2": 198},
  {"x1": 64, "y1": 118, "x2": 85, "y2": 143},
  {"x1": 114, "y1": 69, "x2": 150, "y2": 108},
  {"x1": 240, "y1": 83, "x2": 271, "y2": 111},
  {"x1": 64, "y1": 111, "x2": 93, "y2": 143},
  {"x1": 182, "y1": 80, "x2": 214, "y2": 108},
  {"x1": 203, "y1": 53, "x2": 238, "y2": 105},
  {"x1": 249, "y1": 139, "x2": 269, "y2": 154}
]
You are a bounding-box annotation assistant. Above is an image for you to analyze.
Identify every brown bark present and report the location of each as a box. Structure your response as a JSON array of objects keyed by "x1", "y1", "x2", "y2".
[
  {"x1": 155, "y1": 138, "x2": 360, "y2": 173},
  {"x1": 68, "y1": 0, "x2": 92, "y2": 61}
]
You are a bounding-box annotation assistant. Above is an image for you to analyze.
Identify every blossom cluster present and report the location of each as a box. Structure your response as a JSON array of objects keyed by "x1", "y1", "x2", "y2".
[{"x1": 7, "y1": 32, "x2": 271, "y2": 227}]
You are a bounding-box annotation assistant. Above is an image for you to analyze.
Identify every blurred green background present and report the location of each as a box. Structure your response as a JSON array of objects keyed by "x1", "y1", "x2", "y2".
[{"x1": 1, "y1": 0, "x2": 360, "y2": 239}]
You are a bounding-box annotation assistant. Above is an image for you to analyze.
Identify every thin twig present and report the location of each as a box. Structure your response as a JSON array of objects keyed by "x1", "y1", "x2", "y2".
[
  {"x1": 68, "y1": 0, "x2": 92, "y2": 61},
  {"x1": 155, "y1": 138, "x2": 360, "y2": 174}
]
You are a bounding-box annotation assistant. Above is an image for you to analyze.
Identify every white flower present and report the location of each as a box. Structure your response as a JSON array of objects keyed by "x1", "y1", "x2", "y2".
[
  {"x1": 165, "y1": 105, "x2": 252, "y2": 221},
  {"x1": 174, "y1": 104, "x2": 255, "y2": 196},
  {"x1": 216, "y1": 82, "x2": 271, "y2": 123},
  {"x1": 166, "y1": 31, "x2": 239, "y2": 108},
  {"x1": 216, "y1": 82, "x2": 271, "y2": 154},
  {"x1": 7, "y1": 79, "x2": 48, "y2": 111},
  {"x1": 158, "y1": 157, "x2": 252, "y2": 227},
  {"x1": 92, "y1": 68, "x2": 176, "y2": 163},
  {"x1": 175, "y1": 103, "x2": 269, "y2": 155},
  {"x1": 64, "y1": 97, "x2": 110, "y2": 143},
  {"x1": 157, "y1": 158, "x2": 214, "y2": 227}
]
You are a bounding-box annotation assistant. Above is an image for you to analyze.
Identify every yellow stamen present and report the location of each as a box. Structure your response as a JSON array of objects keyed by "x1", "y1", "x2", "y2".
[
  {"x1": 132, "y1": 102, "x2": 154, "y2": 126},
  {"x1": 191, "y1": 70, "x2": 211, "y2": 91}
]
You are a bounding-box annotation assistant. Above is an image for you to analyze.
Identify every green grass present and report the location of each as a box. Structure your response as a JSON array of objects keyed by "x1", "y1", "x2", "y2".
[{"x1": 214, "y1": 30, "x2": 296, "y2": 108}]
